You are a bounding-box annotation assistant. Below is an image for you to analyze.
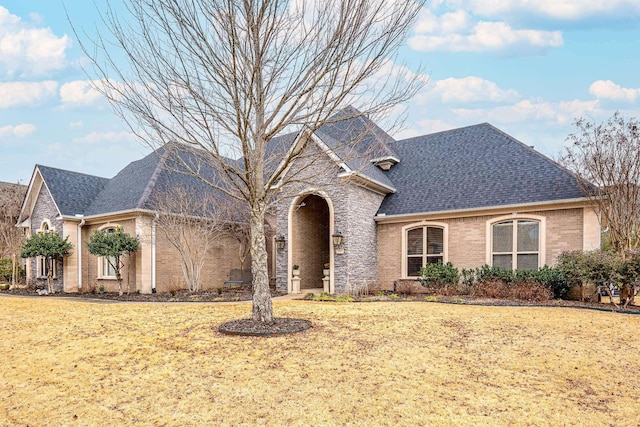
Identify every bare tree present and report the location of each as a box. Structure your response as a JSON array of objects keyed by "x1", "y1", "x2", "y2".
[
  {"x1": 562, "y1": 112, "x2": 640, "y2": 255},
  {"x1": 79, "y1": 0, "x2": 426, "y2": 322},
  {"x1": 0, "y1": 182, "x2": 26, "y2": 287},
  {"x1": 151, "y1": 185, "x2": 230, "y2": 292}
]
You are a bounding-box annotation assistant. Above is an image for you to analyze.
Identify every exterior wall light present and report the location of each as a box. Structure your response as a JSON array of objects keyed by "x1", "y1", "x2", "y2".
[
  {"x1": 275, "y1": 235, "x2": 286, "y2": 249},
  {"x1": 332, "y1": 233, "x2": 343, "y2": 246}
]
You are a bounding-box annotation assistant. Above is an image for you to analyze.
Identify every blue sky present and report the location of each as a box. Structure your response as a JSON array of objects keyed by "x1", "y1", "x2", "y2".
[{"x1": 1, "y1": 0, "x2": 640, "y2": 184}]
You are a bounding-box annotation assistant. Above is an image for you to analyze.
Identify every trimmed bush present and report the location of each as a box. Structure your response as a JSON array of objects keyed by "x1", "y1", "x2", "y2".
[{"x1": 418, "y1": 262, "x2": 459, "y2": 293}]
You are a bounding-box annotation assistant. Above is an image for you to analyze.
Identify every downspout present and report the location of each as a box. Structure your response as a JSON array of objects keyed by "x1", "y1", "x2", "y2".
[
  {"x1": 151, "y1": 213, "x2": 158, "y2": 293},
  {"x1": 76, "y1": 215, "x2": 85, "y2": 290}
]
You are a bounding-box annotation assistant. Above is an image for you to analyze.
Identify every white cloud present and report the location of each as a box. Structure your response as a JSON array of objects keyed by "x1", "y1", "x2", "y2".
[
  {"x1": 589, "y1": 80, "x2": 640, "y2": 102},
  {"x1": 59, "y1": 80, "x2": 106, "y2": 108},
  {"x1": 0, "y1": 123, "x2": 36, "y2": 139},
  {"x1": 452, "y1": 99, "x2": 601, "y2": 125},
  {"x1": 73, "y1": 131, "x2": 135, "y2": 144},
  {"x1": 69, "y1": 121, "x2": 84, "y2": 129},
  {"x1": 0, "y1": 81, "x2": 58, "y2": 108},
  {"x1": 0, "y1": 6, "x2": 71, "y2": 78},
  {"x1": 442, "y1": 0, "x2": 640, "y2": 20},
  {"x1": 420, "y1": 76, "x2": 520, "y2": 104},
  {"x1": 409, "y1": 10, "x2": 563, "y2": 54}
]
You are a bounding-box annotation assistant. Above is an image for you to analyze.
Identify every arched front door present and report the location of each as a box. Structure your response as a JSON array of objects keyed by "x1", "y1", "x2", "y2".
[{"x1": 289, "y1": 193, "x2": 332, "y2": 292}]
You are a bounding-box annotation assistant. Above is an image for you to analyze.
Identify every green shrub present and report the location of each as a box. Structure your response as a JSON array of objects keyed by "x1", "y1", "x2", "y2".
[
  {"x1": 0, "y1": 258, "x2": 25, "y2": 281},
  {"x1": 418, "y1": 262, "x2": 459, "y2": 289},
  {"x1": 475, "y1": 264, "x2": 513, "y2": 284}
]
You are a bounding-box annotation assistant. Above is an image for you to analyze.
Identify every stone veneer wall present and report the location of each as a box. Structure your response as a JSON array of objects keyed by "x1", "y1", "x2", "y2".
[
  {"x1": 29, "y1": 184, "x2": 65, "y2": 292},
  {"x1": 275, "y1": 141, "x2": 385, "y2": 294}
]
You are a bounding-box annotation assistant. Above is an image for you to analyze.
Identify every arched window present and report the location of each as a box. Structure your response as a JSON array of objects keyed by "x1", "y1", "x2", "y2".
[
  {"x1": 37, "y1": 220, "x2": 57, "y2": 278},
  {"x1": 405, "y1": 225, "x2": 445, "y2": 277},
  {"x1": 491, "y1": 219, "x2": 540, "y2": 270}
]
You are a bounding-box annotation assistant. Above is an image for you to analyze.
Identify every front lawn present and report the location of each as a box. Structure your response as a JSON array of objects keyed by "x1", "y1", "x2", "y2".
[{"x1": 1, "y1": 297, "x2": 639, "y2": 426}]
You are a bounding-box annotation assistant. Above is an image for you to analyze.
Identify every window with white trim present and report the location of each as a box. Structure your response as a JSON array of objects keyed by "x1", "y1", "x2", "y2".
[
  {"x1": 406, "y1": 226, "x2": 444, "y2": 277},
  {"x1": 491, "y1": 219, "x2": 540, "y2": 270},
  {"x1": 99, "y1": 228, "x2": 117, "y2": 279},
  {"x1": 36, "y1": 221, "x2": 57, "y2": 278}
]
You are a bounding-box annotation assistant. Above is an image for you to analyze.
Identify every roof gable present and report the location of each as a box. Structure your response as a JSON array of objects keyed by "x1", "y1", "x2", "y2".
[
  {"x1": 36, "y1": 165, "x2": 109, "y2": 217},
  {"x1": 378, "y1": 123, "x2": 585, "y2": 216}
]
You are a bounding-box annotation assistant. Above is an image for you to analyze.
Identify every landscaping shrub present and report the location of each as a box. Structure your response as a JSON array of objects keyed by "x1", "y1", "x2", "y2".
[
  {"x1": 508, "y1": 281, "x2": 554, "y2": 302},
  {"x1": 557, "y1": 249, "x2": 639, "y2": 304},
  {"x1": 470, "y1": 279, "x2": 510, "y2": 299},
  {"x1": 0, "y1": 258, "x2": 25, "y2": 282},
  {"x1": 418, "y1": 262, "x2": 459, "y2": 293}
]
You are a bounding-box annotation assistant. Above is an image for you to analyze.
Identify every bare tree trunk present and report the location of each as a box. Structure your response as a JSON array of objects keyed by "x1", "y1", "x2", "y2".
[
  {"x1": 116, "y1": 255, "x2": 123, "y2": 296},
  {"x1": 11, "y1": 253, "x2": 17, "y2": 288},
  {"x1": 47, "y1": 258, "x2": 54, "y2": 294},
  {"x1": 251, "y1": 205, "x2": 272, "y2": 323}
]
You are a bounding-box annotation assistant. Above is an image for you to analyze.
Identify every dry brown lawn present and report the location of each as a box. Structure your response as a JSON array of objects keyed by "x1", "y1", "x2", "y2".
[{"x1": 1, "y1": 296, "x2": 639, "y2": 426}]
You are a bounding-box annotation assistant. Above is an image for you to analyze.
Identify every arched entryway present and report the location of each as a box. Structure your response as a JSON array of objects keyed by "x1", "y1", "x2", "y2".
[{"x1": 289, "y1": 193, "x2": 332, "y2": 293}]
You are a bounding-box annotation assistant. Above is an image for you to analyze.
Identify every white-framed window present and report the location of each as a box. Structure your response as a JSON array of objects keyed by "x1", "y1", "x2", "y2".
[
  {"x1": 36, "y1": 220, "x2": 57, "y2": 278},
  {"x1": 97, "y1": 226, "x2": 118, "y2": 279},
  {"x1": 488, "y1": 215, "x2": 545, "y2": 270},
  {"x1": 37, "y1": 256, "x2": 57, "y2": 278},
  {"x1": 403, "y1": 223, "x2": 447, "y2": 277}
]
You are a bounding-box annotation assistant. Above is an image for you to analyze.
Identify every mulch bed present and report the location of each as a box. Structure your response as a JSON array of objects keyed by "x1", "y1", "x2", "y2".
[
  {"x1": 0, "y1": 287, "x2": 283, "y2": 302},
  {"x1": 218, "y1": 318, "x2": 313, "y2": 336}
]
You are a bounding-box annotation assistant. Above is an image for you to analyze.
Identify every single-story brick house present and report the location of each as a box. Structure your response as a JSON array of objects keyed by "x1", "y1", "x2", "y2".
[
  {"x1": 18, "y1": 108, "x2": 599, "y2": 294},
  {"x1": 17, "y1": 150, "x2": 258, "y2": 293}
]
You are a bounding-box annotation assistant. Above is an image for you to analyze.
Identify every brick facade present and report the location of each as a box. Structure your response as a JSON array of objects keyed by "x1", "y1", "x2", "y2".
[{"x1": 377, "y1": 207, "x2": 590, "y2": 290}]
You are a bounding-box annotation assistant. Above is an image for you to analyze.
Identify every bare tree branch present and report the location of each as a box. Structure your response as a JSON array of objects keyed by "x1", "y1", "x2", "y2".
[{"x1": 75, "y1": 0, "x2": 427, "y2": 322}]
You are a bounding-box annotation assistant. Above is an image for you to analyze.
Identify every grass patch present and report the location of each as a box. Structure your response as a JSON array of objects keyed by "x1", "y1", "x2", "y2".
[{"x1": 1, "y1": 296, "x2": 640, "y2": 425}]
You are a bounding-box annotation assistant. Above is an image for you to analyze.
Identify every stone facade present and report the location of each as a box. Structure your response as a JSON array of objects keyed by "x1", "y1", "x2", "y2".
[
  {"x1": 28, "y1": 184, "x2": 65, "y2": 292},
  {"x1": 275, "y1": 140, "x2": 385, "y2": 294}
]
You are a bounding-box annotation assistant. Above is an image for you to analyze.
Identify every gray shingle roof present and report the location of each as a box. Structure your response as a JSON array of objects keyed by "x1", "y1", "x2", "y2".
[
  {"x1": 85, "y1": 150, "x2": 164, "y2": 215},
  {"x1": 36, "y1": 165, "x2": 109, "y2": 216},
  {"x1": 377, "y1": 123, "x2": 585, "y2": 216},
  {"x1": 315, "y1": 106, "x2": 397, "y2": 190}
]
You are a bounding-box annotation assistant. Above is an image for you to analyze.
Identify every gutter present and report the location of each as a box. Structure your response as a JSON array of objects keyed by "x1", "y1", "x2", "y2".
[
  {"x1": 151, "y1": 213, "x2": 158, "y2": 293},
  {"x1": 375, "y1": 197, "x2": 593, "y2": 222},
  {"x1": 76, "y1": 215, "x2": 85, "y2": 290}
]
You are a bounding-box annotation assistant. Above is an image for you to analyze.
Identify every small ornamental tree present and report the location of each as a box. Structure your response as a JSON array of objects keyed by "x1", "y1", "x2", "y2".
[
  {"x1": 87, "y1": 227, "x2": 139, "y2": 296},
  {"x1": 20, "y1": 232, "x2": 73, "y2": 294}
]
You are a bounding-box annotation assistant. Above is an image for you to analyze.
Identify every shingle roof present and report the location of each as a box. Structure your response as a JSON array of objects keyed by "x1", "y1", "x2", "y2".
[
  {"x1": 85, "y1": 150, "x2": 164, "y2": 215},
  {"x1": 36, "y1": 165, "x2": 109, "y2": 216},
  {"x1": 377, "y1": 123, "x2": 585, "y2": 216},
  {"x1": 314, "y1": 106, "x2": 397, "y2": 190}
]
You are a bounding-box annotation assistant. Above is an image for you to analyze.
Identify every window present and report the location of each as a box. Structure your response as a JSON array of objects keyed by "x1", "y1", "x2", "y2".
[
  {"x1": 491, "y1": 219, "x2": 540, "y2": 270},
  {"x1": 102, "y1": 256, "x2": 117, "y2": 278},
  {"x1": 406, "y1": 226, "x2": 444, "y2": 277},
  {"x1": 36, "y1": 220, "x2": 57, "y2": 278},
  {"x1": 98, "y1": 227, "x2": 117, "y2": 279},
  {"x1": 37, "y1": 256, "x2": 57, "y2": 278}
]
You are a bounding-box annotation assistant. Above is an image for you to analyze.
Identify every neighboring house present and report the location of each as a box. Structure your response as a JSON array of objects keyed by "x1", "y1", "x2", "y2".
[
  {"x1": 18, "y1": 107, "x2": 599, "y2": 294},
  {"x1": 17, "y1": 150, "x2": 256, "y2": 293}
]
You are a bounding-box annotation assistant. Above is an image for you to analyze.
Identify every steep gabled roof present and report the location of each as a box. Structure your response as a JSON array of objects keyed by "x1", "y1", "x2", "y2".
[
  {"x1": 377, "y1": 123, "x2": 585, "y2": 216},
  {"x1": 36, "y1": 165, "x2": 109, "y2": 216},
  {"x1": 313, "y1": 106, "x2": 397, "y2": 191}
]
